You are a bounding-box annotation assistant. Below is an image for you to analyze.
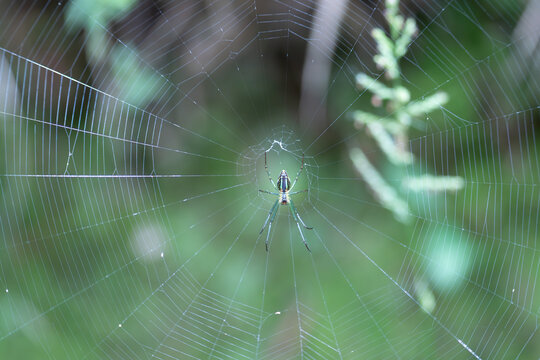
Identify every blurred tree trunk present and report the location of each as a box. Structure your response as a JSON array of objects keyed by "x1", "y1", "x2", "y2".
[{"x1": 299, "y1": 0, "x2": 348, "y2": 133}]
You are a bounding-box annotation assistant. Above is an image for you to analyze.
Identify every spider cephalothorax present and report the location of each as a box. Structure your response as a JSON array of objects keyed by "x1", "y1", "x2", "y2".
[{"x1": 258, "y1": 152, "x2": 312, "y2": 251}]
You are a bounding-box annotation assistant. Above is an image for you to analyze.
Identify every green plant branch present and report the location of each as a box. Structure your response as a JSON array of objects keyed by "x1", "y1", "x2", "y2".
[
  {"x1": 349, "y1": 0, "x2": 463, "y2": 222},
  {"x1": 349, "y1": 148, "x2": 409, "y2": 223}
]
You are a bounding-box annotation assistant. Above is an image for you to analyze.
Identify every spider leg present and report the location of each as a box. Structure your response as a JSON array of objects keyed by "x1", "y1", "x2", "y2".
[
  {"x1": 259, "y1": 199, "x2": 279, "y2": 235},
  {"x1": 264, "y1": 152, "x2": 276, "y2": 188},
  {"x1": 258, "y1": 199, "x2": 279, "y2": 251},
  {"x1": 289, "y1": 153, "x2": 305, "y2": 191},
  {"x1": 289, "y1": 199, "x2": 313, "y2": 230},
  {"x1": 289, "y1": 199, "x2": 312, "y2": 252},
  {"x1": 265, "y1": 201, "x2": 280, "y2": 251},
  {"x1": 289, "y1": 189, "x2": 308, "y2": 196},
  {"x1": 259, "y1": 189, "x2": 279, "y2": 196}
]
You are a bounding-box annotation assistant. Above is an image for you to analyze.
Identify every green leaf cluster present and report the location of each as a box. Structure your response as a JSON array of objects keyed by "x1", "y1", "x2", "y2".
[{"x1": 350, "y1": 0, "x2": 463, "y2": 223}]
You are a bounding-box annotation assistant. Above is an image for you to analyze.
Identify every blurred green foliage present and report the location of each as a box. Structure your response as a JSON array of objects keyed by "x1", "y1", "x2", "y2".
[{"x1": 350, "y1": 0, "x2": 462, "y2": 224}]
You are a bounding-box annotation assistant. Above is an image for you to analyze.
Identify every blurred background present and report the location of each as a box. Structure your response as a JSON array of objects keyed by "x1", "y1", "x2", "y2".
[{"x1": 0, "y1": 0, "x2": 538, "y2": 358}]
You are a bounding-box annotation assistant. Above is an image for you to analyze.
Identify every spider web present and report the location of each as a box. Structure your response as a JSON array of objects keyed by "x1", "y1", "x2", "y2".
[{"x1": 0, "y1": 0, "x2": 538, "y2": 359}]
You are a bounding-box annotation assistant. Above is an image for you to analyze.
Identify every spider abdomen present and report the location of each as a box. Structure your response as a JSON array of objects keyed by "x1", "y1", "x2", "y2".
[
  {"x1": 277, "y1": 170, "x2": 291, "y2": 191},
  {"x1": 277, "y1": 170, "x2": 291, "y2": 204}
]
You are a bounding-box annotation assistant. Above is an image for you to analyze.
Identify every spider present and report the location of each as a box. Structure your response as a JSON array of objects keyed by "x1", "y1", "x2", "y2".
[{"x1": 258, "y1": 152, "x2": 313, "y2": 252}]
